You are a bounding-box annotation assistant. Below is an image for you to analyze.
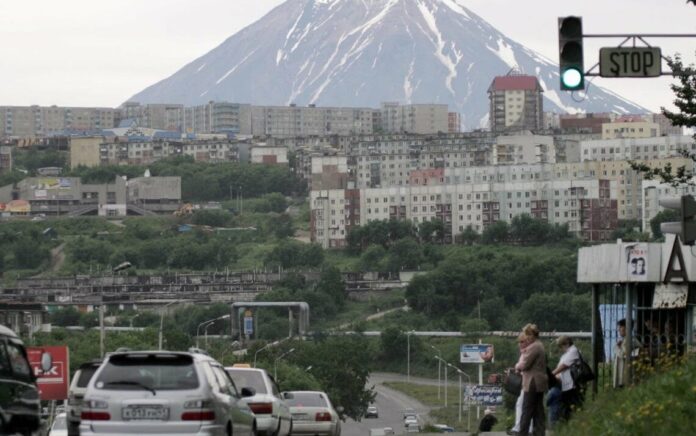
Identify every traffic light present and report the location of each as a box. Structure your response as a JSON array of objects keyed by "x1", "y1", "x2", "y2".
[
  {"x1": 659, "y1": 195, "x2": 696, "y2": 245},
  {"x1": 558, "y1": 16, "x2": 585, "y2": 91}
]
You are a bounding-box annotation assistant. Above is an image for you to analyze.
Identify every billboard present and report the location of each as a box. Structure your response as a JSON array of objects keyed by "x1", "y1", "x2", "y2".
[
  {"x1": 460, "y1": 344, "x2": 494, "y2": 364},
  {"x1": 27, "y1": 346, "x2": 70, "y2": 400}
]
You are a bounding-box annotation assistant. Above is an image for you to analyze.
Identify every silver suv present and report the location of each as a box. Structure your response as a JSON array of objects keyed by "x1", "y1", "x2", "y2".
[{"x1": 79, "y1": 350, "x2": 256, "y2": 435}]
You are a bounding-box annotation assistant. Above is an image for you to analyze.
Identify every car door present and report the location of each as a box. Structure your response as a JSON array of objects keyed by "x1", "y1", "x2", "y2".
[
  {"x1": 210, "y1": 364, "x2": 253, "y2": 435},
  {"x1": 226, "y1": 374, "x2": 255, "y2": 435},
  {"x1": 269, "y1": 376, "x2": 291, "y2": 435}
]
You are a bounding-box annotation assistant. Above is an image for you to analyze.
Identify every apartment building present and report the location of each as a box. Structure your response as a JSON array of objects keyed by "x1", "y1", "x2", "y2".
[
  {"x1": 1, "y1": 105, "x2": 119, "y2": 138},
  {"x1": 250, "y1": 146, "x2": 288, "y2": 165},
  {"x1": 97, "y1": 139, "x2": 244, "y2": 166},
  {"x1": 120, "y1": 102, "x2": 184, "y2": 131},
  {"x1": 310, "y1": 177, "x2": 617, "y2": 248},
  {"x1": 380, "y1": 103, "x2": 449, "y2": 134},
  {"x1": 251, "y1": 104, "x2": 377, "y2": 137},
  {"x1": 0, "y1": 145, "x2": 12, "y2": 173},
  {"x1": 601, "y1": 115, "x2": 660, "y2": 139},
  {"x1": 184, "y1": 101, "x2": 252, "y2": 135},
  {"x1": 488, "y1": 74, "x2": 544, "y2": 132},
  {"x1": 0, "y1": 176, "x2": 181, "y2": 217},
  {"x1": 492, "y1": 134, "x2": 556, "y2": 165},
  {"x1": 580, "y1": 135, "x2": 695, "y2": 162},
  {"x1": 448, "y1": 112, "x2": 462, "y2": 133}
]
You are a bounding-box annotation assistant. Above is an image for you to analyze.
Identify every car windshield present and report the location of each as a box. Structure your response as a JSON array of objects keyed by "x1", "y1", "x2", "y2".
[
  {"x1": 226, "y1": 369, "x2": 267, "y2": 394},
  {"x1": 76, "y1": 365, "x2": 99, "y2": 388},
  {"x1": 285, "y1": 392, "x2": 327, "y2": 407},
  {"x1": 52, "y1": 415, "x2": 67, "y2": 430},
  {"x1": 95, "y1": 354, "x2": 198, "y2": 391}
]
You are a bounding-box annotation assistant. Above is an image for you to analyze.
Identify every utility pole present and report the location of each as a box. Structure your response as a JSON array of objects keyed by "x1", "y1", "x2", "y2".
[{"x1": 99, "y1": 305, "x2": 105, "y2": 358}]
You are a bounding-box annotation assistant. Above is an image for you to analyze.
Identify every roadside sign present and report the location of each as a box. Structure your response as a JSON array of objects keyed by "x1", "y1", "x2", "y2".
[
  {"x1": 466, "y1": 385, "x2": 504, "y2": 406},
  {"x1": 599, "y1": 47, "x2": 661, "y2": 78},
  {"x1": 27, "y1": 346, "x2": 70, "y2": 400},
  {"x1": 243, "y1": 309, "x2": 254, "y2": 335},
  {"x1": 460, "y1": 344, "x2": 494, "y2": 364}
]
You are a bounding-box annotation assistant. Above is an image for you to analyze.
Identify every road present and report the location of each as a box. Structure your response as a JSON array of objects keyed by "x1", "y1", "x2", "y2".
[{"x1": 342, "y1": 373, "x2": 432, "y2": 436}]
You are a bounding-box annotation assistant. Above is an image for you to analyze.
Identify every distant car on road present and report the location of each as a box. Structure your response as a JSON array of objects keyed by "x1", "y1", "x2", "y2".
[
  {"x1": 404, "y1": 416, "x2": 419, "y2": 428},
  {"x1": 365, "y1": 406, "x2": 379, "y2": 418},
  {"x1": 368, "y1": 428, "x2": 394, "y2": 436},
  {"x1": 432, "y1": 424, "x2": 455, "y2": 432},
  {"x1": 405, "y1": 423, "x2": 420, "y2": 433},
  {"x1": 67, "y1": 359, "x2": 102, "y2": 435},
  {"x1": 283, "y1": 391, "x2": 341, "y2": 436}
]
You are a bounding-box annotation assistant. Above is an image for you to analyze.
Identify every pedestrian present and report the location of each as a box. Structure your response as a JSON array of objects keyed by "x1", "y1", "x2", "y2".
[
  {"x1": 613, "y1": 319, "x2": 641, "y2": 388},
  {"x1": 515, "y1": 324, "x2": 547, "y2": 436},
  {"x1": 549, "y1": 336, "x2": 581, "y2": 426},
  {"x1": 508, "y1": 333, "x2": 532, "y2": 436},
  {"x1": 479, "y1": 408, "x2": 498, "y2": 432}
]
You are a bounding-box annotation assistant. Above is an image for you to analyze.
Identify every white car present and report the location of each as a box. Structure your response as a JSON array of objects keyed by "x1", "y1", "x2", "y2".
[
  {"x1": 49, "y1": 413, "x2": 68, "y2": 436},
  {"x1": 282, "y1": 391, "x2": 341, "y2": 436},
  {"x1": 67, "y1": 360, "x2": 102, "y2": 435},
  {"x1": 80, "y1": 350, "x2": 256, "y2": 435},
  {"x1": 225, "y1": 366, "x2": 292, "y2": 436},
  {"x1": 404, "y1": 416, "x2": 419, "y2": 429}
]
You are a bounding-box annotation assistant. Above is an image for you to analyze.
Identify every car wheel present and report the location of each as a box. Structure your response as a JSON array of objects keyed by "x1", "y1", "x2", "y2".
[
  {"x1": 251, "y1": 421, "x2": 258, "y2": 436},
  {"x1": 287, "y1": 418, "x2": 293, "y2": 436},
  {"x1": 227, "y1": 422, "x2": 233, "y2": 436},
  {"x1": 270, "y1": 419, "x2": 282, "y2": 436}
]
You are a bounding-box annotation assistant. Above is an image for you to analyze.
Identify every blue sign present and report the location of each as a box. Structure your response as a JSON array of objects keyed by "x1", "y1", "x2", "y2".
[{"x1": 243, "y1": 317, "x2": 254, "y2": 335}]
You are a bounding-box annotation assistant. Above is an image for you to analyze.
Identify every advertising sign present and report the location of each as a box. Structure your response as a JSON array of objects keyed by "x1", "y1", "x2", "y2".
[
  {"x1": 460, "y1": 344, "x2": 494, "y2": 364},
  {"x1": 27, "y1": 346, "x2": 70, "y2": 400},
  {"x1": 626, "y1": 244, "x2": 648, "y2": 281},
  {"x1": 466, "y1": 385, "x2": 503, "y2": 406},
  {"x1": 243, "y1": 309, "x2": 254, "y2": 336}
]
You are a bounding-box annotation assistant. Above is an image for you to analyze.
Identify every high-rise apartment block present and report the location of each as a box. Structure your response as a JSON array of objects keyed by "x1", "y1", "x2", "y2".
[
  {"x1": 380, "y1": 103, "x2": 449, "y2": 134},
  {"x1": 488, "y1": 74, "x2": 543, "y2": 132},
  {"x1": 184, "y1": 102, "x2": 252, "y2": 135},
  {"x1": 1, "y1": 105, "x2": 119, "y2": 137},
  {"x1": 0, "y1": 145, "x2": 12, "y2": 173},
  {"x1": 120, "y1": 102, "x2": 184, "y2": 131}
]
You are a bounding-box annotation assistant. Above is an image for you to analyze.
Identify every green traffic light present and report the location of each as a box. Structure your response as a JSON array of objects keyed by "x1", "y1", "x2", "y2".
[{"x1": 561, "y1": 68, "x2": 583, "y2": 89}]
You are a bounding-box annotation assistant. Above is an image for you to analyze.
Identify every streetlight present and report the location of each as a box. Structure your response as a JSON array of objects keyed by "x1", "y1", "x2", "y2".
[
  {"x1": 254, "y1": 337, "x2": 290, "y2": 368},
  {"x1": 204, "y1": 315, "x2": 231, "y2": 347},
  {"x1": 197, "y1": 315, "x2": 230, "y2": 348},
  {"x1": 435, "y1": 356, "x2": 449, "y2": 407},
  {"x1": 429, "y1": 345, "x2": 442, "y2": 400},
  {"x1": 159, "y1": 301, "x2": 181, "y2": 350},
  {"x1": 406, "y1": 330, "x2": 415, "y2": 383},
  {"x1": 274, "y1": 348, "x2": 296, "y2": 380},
  {"x1": 447, "y1": 363, "x2": 471, "y2": 429}
]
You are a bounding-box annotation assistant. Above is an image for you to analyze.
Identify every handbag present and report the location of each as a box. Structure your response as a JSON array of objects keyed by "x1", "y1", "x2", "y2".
[
  {"x1": 570, "y1": 352, "x2": 595, "y2": 385},
  {"x1": 503, "y1": 370, "x2": 522, "y2": 396}
]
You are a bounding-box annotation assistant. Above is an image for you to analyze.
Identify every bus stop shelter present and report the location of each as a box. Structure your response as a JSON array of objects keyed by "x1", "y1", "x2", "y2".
[{"x1": 578, "y1": 235, "x2": 695, "y2": 393}]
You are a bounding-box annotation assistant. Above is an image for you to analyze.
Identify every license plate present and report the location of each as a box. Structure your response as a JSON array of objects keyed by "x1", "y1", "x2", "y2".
[
  {"x1": 292, "y1": 413, "x2": 309, "y2": 421},
  {"x1": 122, "y1": 406, "x2": 169, "y2": 420}
]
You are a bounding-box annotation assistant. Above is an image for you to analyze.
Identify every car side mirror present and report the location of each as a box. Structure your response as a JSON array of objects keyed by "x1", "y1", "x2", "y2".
[
  {"x1": 282, "y1": 392, "x2": 294, "y2": 400},
  {"x1": 41, "y1": 352, "x2": 53, "y2": 373},
  {"x1": 241, "y1": 387, "x2": 256, "y2": 397}
]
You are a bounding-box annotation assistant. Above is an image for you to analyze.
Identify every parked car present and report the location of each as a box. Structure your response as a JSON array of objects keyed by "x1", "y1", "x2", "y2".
[
  {"x1": 0, "y1": 325, "x2": 46, "y2": 435},
  {"x1": 368, "y1": 428, "x2": 394, "y2": 436},
  {"x1": 225, "y1": 366, "x2": 292, "y2": 436},
  {"x1": 79, "y1": 349, "x2": 256, "y2": 435},
  {"x1": 282, "y1": 391, "x2": 341, "y2": 436},
  {"x1": 49, "y1": 412, "x2": 69, "y2": 436},
  {"x1": 67, "y1": 359, "x2": 102, "y2": 435},
  {"x1": 365, "y1": 406, "x2": 379, "y2": 418}
]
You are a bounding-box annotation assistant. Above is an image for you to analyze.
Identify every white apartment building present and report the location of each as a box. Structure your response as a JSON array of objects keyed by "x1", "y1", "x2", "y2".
[
  {"x1": 251, "y1": 105, "x2": 376, "y2": 137},
  {"x1": 580, "y1": 136, "x2": 695, "y2": 162},
  {"x1": 311, "y1": 178, "x2": 616, "y2": 249},
  {"x1": 380, "y1": 103, "x2": 449, "y2": 134},
  {"x1": 250, "y1": 146, "x2": 288, "y2": 165}
]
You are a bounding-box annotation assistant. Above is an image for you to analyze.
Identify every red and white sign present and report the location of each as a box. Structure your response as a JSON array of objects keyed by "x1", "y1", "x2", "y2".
[{"x1": 27, "y1": 346, "x2": 70, "y2": 400}]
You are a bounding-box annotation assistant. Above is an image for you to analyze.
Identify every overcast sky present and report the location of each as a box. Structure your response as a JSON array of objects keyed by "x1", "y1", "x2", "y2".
[{"x1": 0, "y1": 0, "x2": 694, "y2": 112}]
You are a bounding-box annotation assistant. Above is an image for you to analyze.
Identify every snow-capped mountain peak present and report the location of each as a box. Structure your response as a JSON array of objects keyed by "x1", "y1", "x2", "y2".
[{"x1": 129, "y1": 0, "x2": 645, "y2": 128}]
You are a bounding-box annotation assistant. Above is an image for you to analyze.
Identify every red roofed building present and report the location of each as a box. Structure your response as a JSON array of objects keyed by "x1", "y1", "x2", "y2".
[{"x1": 488, "y1": 73, "x2": 543, "y2": 132}]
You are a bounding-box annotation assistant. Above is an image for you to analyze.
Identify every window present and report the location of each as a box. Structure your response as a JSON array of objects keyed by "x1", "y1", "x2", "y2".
[{"x1": 5, "y1": 342, "x2": 31, "y2": 380}]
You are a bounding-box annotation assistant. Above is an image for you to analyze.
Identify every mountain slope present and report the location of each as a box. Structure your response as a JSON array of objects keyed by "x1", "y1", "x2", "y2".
[{"x1": 129, "y1": 0, "x2": 646, "y2": 128}]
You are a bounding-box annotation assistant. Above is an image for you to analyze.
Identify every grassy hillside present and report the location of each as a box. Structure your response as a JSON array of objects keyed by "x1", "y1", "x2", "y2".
[{"x1": 561, "y1": 358, "x2": 696, "y2": 435}]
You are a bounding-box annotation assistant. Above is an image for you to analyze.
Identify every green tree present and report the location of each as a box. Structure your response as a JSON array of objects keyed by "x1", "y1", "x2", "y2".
[
  {"x1": 192, "y1": 210, "x2": 232, "y2": 227},
  {"x1": 650, "y1": 209, "x2": 680, "y2": 239},
  {"x1": 50, "y1": 307, "x2": 82, "y2": 326},
  {"x1": 384, "y1": 238, "x2": 424, "y2": 272},
  {"x1": 358, "y1": 245, "x2": 387, "y2": 272},
  {"x1": 515, "y1": 292, "x2": 591, "y2": 332},
  {"x1": 457, "y1": 225, "x2": 480, "y2": 245},
  {"x1": 481, "y1": 221, "x2": 509, "y2": 244}
]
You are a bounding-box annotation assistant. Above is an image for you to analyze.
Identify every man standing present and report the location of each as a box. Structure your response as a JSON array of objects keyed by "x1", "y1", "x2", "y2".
[{"x1": 515, "y1": 324, "x2": 547, "y2": 436}]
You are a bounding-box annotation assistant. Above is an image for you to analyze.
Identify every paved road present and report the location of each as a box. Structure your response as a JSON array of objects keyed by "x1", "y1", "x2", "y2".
[{"x1": 342, "y1": 373, "x2": 432, "y2": 436}]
